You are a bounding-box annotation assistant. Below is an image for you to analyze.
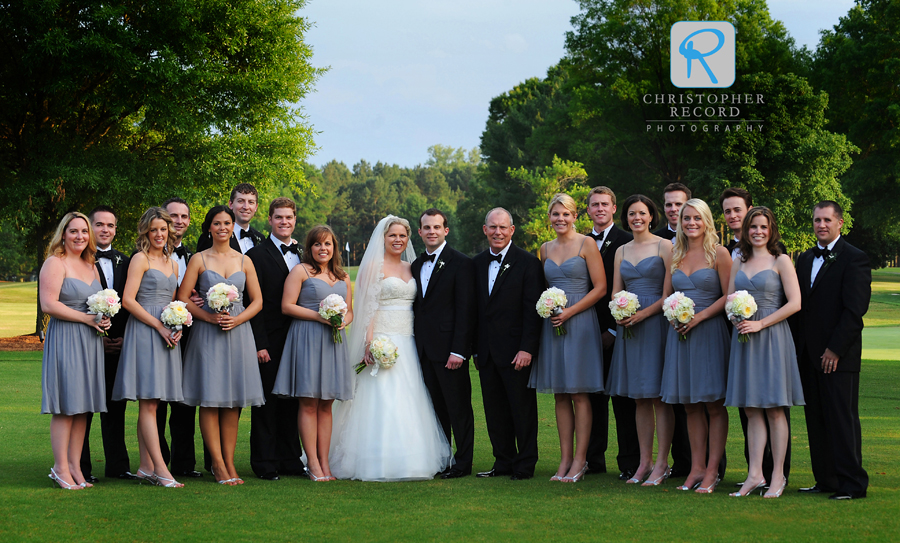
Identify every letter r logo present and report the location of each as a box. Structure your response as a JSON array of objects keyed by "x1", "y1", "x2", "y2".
[{"x1": 671, "y1": 21, "x2": 735, "y2": 88}]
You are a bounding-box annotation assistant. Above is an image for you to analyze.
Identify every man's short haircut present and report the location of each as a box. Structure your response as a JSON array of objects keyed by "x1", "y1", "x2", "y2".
[
  {"x1": 419, "y1": 208, "x2": 448, "y2": 228},
  {"x1": 718, "y1": 187, "x2": 752, "y2": 209},
  {"x1": 269, "y1": 197, "x2": 297, "y2": 217},
  {"x1": 484, "y1": 207, "x2": 513, "y2": 226},
  {"x1": 229, "y1": 183, "x2": 258, "y2": 202},
  {"x1": 588, "y1": 186, "x2": 617, "y2": 207},
  {"x1": 814, "y1": 200, "x2": 844, "y2": 220},
  {"x1": 162, "y1": 197, "x2": 189, "y2": 215},
  {"x1": 663, "y1": 182, "x2": 692, "y2": 199},
  {"x1": 88, "y1": 205, "x2": 117, "y2": 222}
]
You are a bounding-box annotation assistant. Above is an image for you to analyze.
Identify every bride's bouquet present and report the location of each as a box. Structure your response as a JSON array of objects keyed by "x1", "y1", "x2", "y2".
[
  {"x1": 160, "y1": 300, "x2": 193, "y2": 348},
  {"x1": 536, "y1": 287, "x2": 568, "y2": 336},
  {"x1": 318, "y1": 293, "x2": 348, "y2": 344},
  {"x1": 86, "y1": 288, "x2": 121, "y2": 336},
  {"x1": 355, "y1": 335, "x2": 398, "y2": 377},
  {"x1": 726, "y1": 290, "x2": 758, "y2": 343},
  {"x1": 609, "y1": 290, "x2": 641, "y2": 339},
  {"x1": 663, "y1": 292, "x2": 695, "y2": 341},
  {"x1": 207, "y1": 282, "x2": 240, "y2": 313}
]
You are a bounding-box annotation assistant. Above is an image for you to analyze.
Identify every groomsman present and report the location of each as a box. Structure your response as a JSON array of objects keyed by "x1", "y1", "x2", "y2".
[
  {"x1": 82, "y1": 206, "x2": 134, "y2": 481},
  {"x1": 246, "y1": 198, "x2": 305, "y2": 480},
  {"x1": 196, "y1": 183, "x2": 265, "y2": 253},
  {"x1": 154, "y1": 198, "x2": 202, "y2": 478},
  {"x1": 653, "y1": 183, "x2": 691, "y2": 242},
  {"x1": 795, "y1": 201, "x2": 870, "y2": 500},
  {"x1": 411, "y1": 209, "x2": 476, "y2": 479},
  {"x1": 472, "y1": 208, "x2": 543, "y2": 480},
  {"x1": 719, "y1": 187, "x2": 791, "y2": 484},
  {"x1": 583, "y1": 187, "x2": 639, "y2": 479}
]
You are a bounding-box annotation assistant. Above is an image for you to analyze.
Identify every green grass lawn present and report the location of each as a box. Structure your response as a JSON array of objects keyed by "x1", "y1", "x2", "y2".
[
  {"x1": 0, "y1": 351, "x2": 898, "y2": 542},
  {"x1": 0, "y1": 282, "x2": 38, "y2": 338}
]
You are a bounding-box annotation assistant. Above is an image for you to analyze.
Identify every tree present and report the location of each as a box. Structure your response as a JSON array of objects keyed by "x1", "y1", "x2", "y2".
[{"x1": 0, "y1": 0, "x2": 323, "y2": 332}]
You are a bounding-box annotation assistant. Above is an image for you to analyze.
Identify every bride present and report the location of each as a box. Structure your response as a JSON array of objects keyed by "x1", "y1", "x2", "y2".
[{"x1": 330, "y1": 216, "x2": 453, "y2": 481}]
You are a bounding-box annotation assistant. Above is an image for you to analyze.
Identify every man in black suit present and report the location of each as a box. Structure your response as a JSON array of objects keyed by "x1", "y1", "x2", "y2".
[
  {"x1": 196, "y1": 183, "x2": 265, "y2": 253},
  {"x1": 651, "y1": 183, "x2": 692, "y2": 477},
  {"x1": 583, "y1": 187, "x2": 639, "y2": 479},
  {"x1": 472, "y1": 208, "x2": 543, "y2": 480},
  {"x1": 720, "y1": 187, "x2": 790, "y2": 486},
  {"x1": 795, "y1": 201, "x2": 870, "y2": 500},
  {"x1": 411, "y1": 208, "x2": 476, "y2": 479},
  {"x1": 82, "y1": 206, "x2": 134, "y2": 481},
  {"x1": 245, "y1": 198, "x2": 305, "y2": 480}
]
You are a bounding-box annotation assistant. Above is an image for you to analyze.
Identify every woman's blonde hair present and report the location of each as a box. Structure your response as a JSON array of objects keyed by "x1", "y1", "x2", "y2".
[
  {"x1": 135, "y1": 207, "x2": 176, "y2": 257},
  {"x1": 547, "y1": 193, "x2": 578, "y2": 217},
  {"x1": 384, "y1": 216, "x2": 411, "y2": 237},
  {"x1": 672, "y1": 198, "x2": 719, "y2": 273},
  {"x1": 46, "y1": 212, "x2": 96, "y2": 264}
]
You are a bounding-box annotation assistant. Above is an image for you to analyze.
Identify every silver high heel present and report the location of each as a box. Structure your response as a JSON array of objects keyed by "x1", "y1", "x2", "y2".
[
  {"x1": 729, "y1": 479, "x2": 766, "y2": 497},
  {"x1": 676, "y1": 479, "x2": 702, "y2": 491},
  {"x1": 625, "y1": 467, "x2": 652, "y2": 484},
  {"x1": 562, "y1": 463, "x2": 588, "y2": 483},
  {"x1": 641, "y1": 466, "x2": 671, "y2": 486},
  {"x1": 155, "y1": 474, "x2": 184, "y2": 488},
  {"x1": 136, "y1": 468, "x2": 158, "y2": 485},
  {"x1": 304, "y1": 467, "x2": 329, "y2": 482},
  {"x1": 696, "y1": 477, "x2": 721, "y2": 494},
  {"x1": 49, "y1": 468, "x2": 79, "y2": 490},
  {"x1": 763, "y1": 479, "x2": 787, "y2": 498}
]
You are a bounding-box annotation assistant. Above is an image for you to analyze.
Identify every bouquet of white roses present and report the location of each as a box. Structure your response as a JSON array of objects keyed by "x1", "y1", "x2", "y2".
[
  {"x1": 318, "y1": 293, "x2": 348, "y2": 344},
  {"x1": 726, "y1": 290, "x2": 758, "y2": 343},
  {"x1": 536, "y1": 287, "x2": 568, "y2": 336},
  {"x1": 663, "y1": 291, "x2": 695, "y2": 341},
  {"x1": 609, "y1": 290, "x2": 641, "y2": 339},
  {"x1": 355, "y1": 336, "x2": 398, "y2": 376},
  {"x1": 160, "y1": 300, "x2": 193, "y2": 348},
  {"x1": 86, "y1": 288, "x2": 121, "y2": 336},
  {"x1": 207, "y1": 282, "x2": 240, "y2": 313}
]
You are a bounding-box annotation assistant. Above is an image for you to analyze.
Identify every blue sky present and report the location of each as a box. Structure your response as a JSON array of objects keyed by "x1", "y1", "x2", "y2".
[{"x1": 300, "y1": 0, "x2": 856, "y2": 168}]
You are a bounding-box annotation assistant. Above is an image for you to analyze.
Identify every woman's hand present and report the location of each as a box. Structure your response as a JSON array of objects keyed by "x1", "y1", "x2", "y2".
[
  {"x1": 550, "y1": 307, "x2": 573, "y2": 327},
  {"x1": 156, "y1": 324, "x2": 179, "y2": 347},
  {"x1": 217, "y1": 311, "x2": 236, "y2": 331},
  {"x1": 617, "y1": 309, "x2": 647, "y2": 329},
  {"x1": 671, "y1": 314, "x2": 702, "y2": 335},
  {"x1": 363, "y1": 343, "x2": 374, "y2": 366},
  {"x1": 86, "y1": 314, "x2": 111, "y2": 334},
  {"x1": 736, "y1": 319, "x2": 763, "y2": 335}
]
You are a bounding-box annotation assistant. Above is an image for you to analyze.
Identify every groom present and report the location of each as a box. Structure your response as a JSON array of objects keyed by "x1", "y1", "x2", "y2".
[{"x1": 411, "y1": 208, "x2": 476, "y2": 479}]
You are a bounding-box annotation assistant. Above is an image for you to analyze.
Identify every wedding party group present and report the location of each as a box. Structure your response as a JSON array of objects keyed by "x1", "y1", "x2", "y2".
[{"x1": 39, "y1": 181, "x2": 871, "y2": 501}]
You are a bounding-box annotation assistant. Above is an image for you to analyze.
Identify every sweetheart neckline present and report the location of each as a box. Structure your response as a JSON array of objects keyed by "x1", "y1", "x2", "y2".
[
  {"x1": 545, "y1": 256, "x2": 583, "y2": 267},
  {"x1": 202, "y1": 269, "x2": 246, "y2": 280},
  {"x1": 306, "y1": 276, "x2": 345, "y2": 288},
  {"x1": 622, "y1": 255, "x2": 662, "y2": 268},
  {"x1": 63, "y1": 277, "x2": 99, "y2": 286},
  {"x1": 737, "y1": 269, "x2": 778, "y2": 281},
  {"x1": 144, "y1": 268, "x2": 176, "y2": 280}
]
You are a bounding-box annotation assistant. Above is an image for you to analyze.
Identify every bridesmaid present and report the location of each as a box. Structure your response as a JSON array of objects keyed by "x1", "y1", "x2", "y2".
[
  {"x1": 272, "y1": 225, "x2": 354, "y2": 482},
  {"x1": 178, "y1": 206, "x2": 265, "y2": 485},
  {"x1": 112, "y1": 207, "x2": 185, "y2": 487},
  {"x1": 529, "y1": 193, "x2": 606, "y2": 482},
  {"x1": 606, "y1": 195, "x2": 674, "y2": 486},
  {"x1": 40, "y1": 212, "x2": 110, "y2": 489},
  {"x1": 660, "y1": 199, "x2": 732, "y2": 494},
  {"x1": 725, "y1": 207, "x2": 803, "y2": 498}
]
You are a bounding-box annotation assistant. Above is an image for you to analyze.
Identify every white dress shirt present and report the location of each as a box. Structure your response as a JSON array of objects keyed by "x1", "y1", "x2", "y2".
[
  {"x1": 592, "y1": 225, "x2": 617, "y2": 336},
  {"x1": 96, "y1": 245, "x2": 114, "y2": 288},
  {"x1": 487, "y1": 242, "x2": 512, "y2": 295},
  {"x1": 667, "y1": 224, "x2": 677, "y2": 244},
  {"x1": 271, "y1": 234, "x2": 300, "y2": 272},
  {"x1": 810, "y1": 235, "x2": 840, "y2": 287},
  {"x1": 235, "y1": 225, "x2": 254, "y2": 254},
  {"x1": 419, "y1": 241, "x2": 446, "y2": 296},
  {"x1": 730, "y1": 236, "x2": 742, "y2": 262},
  {"x1": 173, "y1": 242, "x2": 187, "y2": 286}
]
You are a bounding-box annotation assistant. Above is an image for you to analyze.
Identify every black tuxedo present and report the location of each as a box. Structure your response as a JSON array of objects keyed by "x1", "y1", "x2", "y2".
[
  {"x1": 796, "y1": 237, "x2": 870, "y2": 496},
  {"x1": 82, "y1": 248, "x2": 132, "y2": 477},
  {"x1": 584, "y1": 225, "x2": 640, "y2": 474},
  {"x1": 196, "y1": 225, "x2": 265, "y2": 254},
  {"x1": 472, "y1": 243, "x2": 543, "y2": 476},
  {"x1": 246, "y1": 238, "x2": 304, "y2": 476},
  {"x1": 653, "y1": 225, "x2": 676, "y2": 240},
  {"x1": 411, "y1": 244, "x2": 476, "y2": 472}
]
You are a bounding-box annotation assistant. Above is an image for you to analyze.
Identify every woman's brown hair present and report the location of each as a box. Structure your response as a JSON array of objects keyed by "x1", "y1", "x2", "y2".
[
  {"x1": 301, "y1": 225, "x2": 348, "y2": 280},
  {"x1": 738, "y1": 206, "x2": 783, "y2": 263}
]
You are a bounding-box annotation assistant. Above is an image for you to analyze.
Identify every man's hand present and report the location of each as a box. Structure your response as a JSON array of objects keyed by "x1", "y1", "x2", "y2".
[
  {"x1": 512, "y1": 351, "x2": 532, "y2": 371},
  {"x1": 601, "y1": 331, "x2": 615, "y2": 350},
  {"x1": 257, "y1": 349, "x2": 271, "y2": 364},
  {"x1": 446, "y1": 354, "x2": 464, "y2": 370},
  {"x1": 104, "y1": 336, "x2": 123, "y2": 354},
  {"x1": 821, "y1": 348, "x2": 840, "y2": 374},
  {"x1": 190, "y1": 289, "x2": 204, "y2": 308}
]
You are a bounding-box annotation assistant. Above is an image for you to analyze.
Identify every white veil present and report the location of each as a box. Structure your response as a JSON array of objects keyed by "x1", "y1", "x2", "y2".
[{"x1": 347, "y1": 215, "x2": 417, "y2": 369}]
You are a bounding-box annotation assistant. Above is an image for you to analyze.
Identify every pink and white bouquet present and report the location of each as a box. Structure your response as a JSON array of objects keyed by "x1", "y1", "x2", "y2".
[
  {"x1": 160, "y1": 300, "x2": 193, "y2": 348},
  {"x1": 318, "y1": 293, "x2": 348, "y2": 344},
  {"x1": 726, "y1": 290, "x2": 758, "y2": 343},
  {"x1": 663, "y1": 292, "x2": 695, "y2": 341},
  {"x1": 207, "y1": 282, "x2": 240, "y2": 313},
  {"x1": 355, "y1": 336, "x2": 398, "y2": 376},
  {"x1": 86, "y1": 288, "x2": 121, "y2": 336},
  {"x1": 609, "y1": 290, "x2": 641, "y2": 339},
  {"x1": 536, "y1": 287, "x2": 568, "y2": 336}
]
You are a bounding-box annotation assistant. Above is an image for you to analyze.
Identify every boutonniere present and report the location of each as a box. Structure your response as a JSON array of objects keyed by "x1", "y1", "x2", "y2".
[
  {"x1": 823, "y1": 252, "x2": 838, "y2": 267},
  {"x1": 498, "y1": 263, "x2": 511, "y2": 278},
  {"x1": 114, "y1": 255, "x2": 122, "y2": 266},
  {"x1": 437, "y1": 260, "x2": 445, "y2": 270}
]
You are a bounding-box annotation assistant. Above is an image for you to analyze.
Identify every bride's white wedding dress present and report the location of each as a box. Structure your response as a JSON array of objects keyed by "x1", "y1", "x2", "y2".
[{"x1": 330, "y1": 276, "x2": 453, "y2": 481}]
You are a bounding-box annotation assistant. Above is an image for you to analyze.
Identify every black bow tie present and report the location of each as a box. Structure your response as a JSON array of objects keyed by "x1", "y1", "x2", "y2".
[
  {"x1": 422, "y1": 253, "x2": 436, "y2": 263},
  {"x1": 589, "y1": 232, "x2": 603, "y2": 241},
  {"x1": 173, "y1": 245, "x2": 188, "y2": 259},
  {"x1": 488, "y1": 253, "x2": 502, "y2": 264},
  {"x1": 813, "y1": 246, "x2": 831, "y2": 259},
  {"x1": 239, "y1": 229, "x2": 253, "y2": 240},
  {"x1": 281, "y1": 243, "x2": 299, "y2": 255},
  {"x1": 96, "y1": 249, "x2": 115, "y2": 261}
]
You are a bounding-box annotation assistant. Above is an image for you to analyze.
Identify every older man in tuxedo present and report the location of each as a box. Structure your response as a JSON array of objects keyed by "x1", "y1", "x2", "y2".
[
  {"x1": 196, "y1": 183, "x2": 265, "y2": 253},
  {"x1": 795, "y1": 201, "x2": 870, "y2": 500},
  {"x1": 473, "y1": 208, "x2": 543, "y2": 480}
]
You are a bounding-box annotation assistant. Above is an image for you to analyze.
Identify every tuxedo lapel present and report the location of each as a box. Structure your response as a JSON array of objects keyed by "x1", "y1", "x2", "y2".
[
  {"x1": 263, "y1": 238, "x2": 290, "y2": 277},
  {"x1": 810, "y1": 238, "x2": 844, "y2": 293},
  {"x1": 488, "y1": 246, "x2": 517, "y2": 303},
  {"x1": 424, "y1": 247, "x2": 453, "y2": 300}
]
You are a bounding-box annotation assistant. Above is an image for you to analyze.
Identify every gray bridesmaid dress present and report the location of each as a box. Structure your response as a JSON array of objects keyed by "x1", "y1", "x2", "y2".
[
  {"x1": 181, "y1": 256, "x2": 265, "y2": 408},
  {"x1": 725, "y1": 269, "x2": 805, "y2": 408},
  {"x1": 112, "y1": 267, "x2": 184, "y2": 402},
  {"x1": 529, "y1": 256, "x2": 604, "y2": 393},
  {"x1": 606, "y1": 253, "x2": 668, "y2": 399},
  {"x1": 660, "y1": 268, "x2": 730, "y2": 404},
  {"x1": 41, "y1": 278, "x2": 107, "y2": 415},
  {"x1": 272, "y1": 275, "x2": 353, "y2": 400}
]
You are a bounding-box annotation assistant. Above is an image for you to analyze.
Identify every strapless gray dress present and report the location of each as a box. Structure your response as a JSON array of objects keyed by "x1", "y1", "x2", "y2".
[
  {"x1": 529, "y1": 257, "x2": 604, "y2": 393},
  {"x1": 273, "y1": 278, "x2": 352, "y2": 400},
  {"x1": 606, "y1": 257, "x2": 668, "y2": 399},
  {"x1": 181, "y1": 269, "x2": 264, "y2": 408},
  {"x1": 41, "y1": 278, "x2": 107, "y2": 415},
  {"x1": 113, "y1": 269, "x2": 184, "y2": 402},
  {"x1": 725, "y1": 270, "x2": 805, "y2": 408},
  {"x1": 661, "y1": 268, "x2": 730, "y2": 404}
]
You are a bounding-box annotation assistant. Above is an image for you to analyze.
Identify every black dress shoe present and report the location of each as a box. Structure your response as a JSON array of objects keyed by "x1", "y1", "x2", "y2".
[
  {"x1": 476, "y1": 468, "x2": 512, "y2": 478},
  {"x1": 281, "y1": 469, "x2": 306, "y2": 477},
  {"x1": 116, "y1": 472, "x2": 137, "y2": 480},
  {"x1": 258, "y1": 472, "x2": 280, "y2": 481},
  {"x1": 798, "y1": 485, "x2": 824, "y2": 493},
  {"x1": 440, "y1": 468, "x2": 470, "y2": 480},
  {"x1": 586, "y1": 465, "x2": 607, "y2": 475},
  {"x1": 174, "y1": 470, "x2": 203, "y2": 478},
  {"x1": 84, "y1": 475, "x2": 100, "y2": 484},
  {"x1": 510, "y1": 472, "x2": 533, "y2": 481},
  {"x1": 618, "y1": 469, "x2": 636, "y2": 481},
  {"x1": 829, "y1": 492, "x2": 865, "y2": 500}
]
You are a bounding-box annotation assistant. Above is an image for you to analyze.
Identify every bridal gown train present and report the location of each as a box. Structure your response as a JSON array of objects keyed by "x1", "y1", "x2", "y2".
[{"x1": 329, "y1": 276, "x2": 453, "y2": 481}]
